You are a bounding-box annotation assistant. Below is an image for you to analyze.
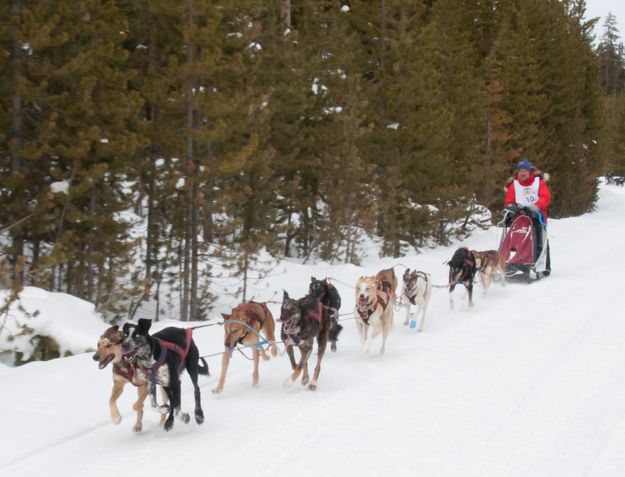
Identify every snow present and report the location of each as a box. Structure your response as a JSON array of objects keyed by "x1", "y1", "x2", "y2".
[
  {"x1": 1, "y1": 182, "x2": 625, "y2": 476},
  {"x1": 0, "y1": 287, "x2": 107, "y2": 362},
  {"x1": 49, "y1": 181, "x2": 70, "y2": 195}
]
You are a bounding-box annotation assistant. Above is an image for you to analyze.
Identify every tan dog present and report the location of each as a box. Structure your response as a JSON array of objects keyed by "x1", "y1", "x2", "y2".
[
  {"x1": 212, "y1": 302, "x2": 278, "y2": 394},
  {"x1": 354, "y1": 268, "x2": 397, "y2": 354},
  {"x1": 92, "y1": 326, "x2": 165, "y2": 432},
  {"x1": 471, "y1": 250, "x2": 506, "y2": 293}
]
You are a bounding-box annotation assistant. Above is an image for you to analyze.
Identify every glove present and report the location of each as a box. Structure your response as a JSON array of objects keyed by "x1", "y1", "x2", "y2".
[
  {"x1": 504, "y1": 204, "x2": 518, "y2": 214},
  {"x1": 526, "y1": 204, "x2": 539, "y2": 213}
]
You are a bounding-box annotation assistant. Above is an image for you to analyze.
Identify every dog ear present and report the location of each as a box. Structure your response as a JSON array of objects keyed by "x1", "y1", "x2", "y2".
[
  {"x1": 137, "y1": 318, "x2": 152, "y2": 333},
  {"x1": 122, "y1": 322, "x2": 131, "y2": 334},
  {"x1": 111, "y1": 325, "x2": 119, "y2": 332},
  {"x1": 403, "y1": 268, "x2": 410, "y2": 278},
  {"x1": 283, "y1": 290, "x2": 289, "y2": 300},
  {"x1": 221, "y1": 313, "x2": 231, "y2": 320}
]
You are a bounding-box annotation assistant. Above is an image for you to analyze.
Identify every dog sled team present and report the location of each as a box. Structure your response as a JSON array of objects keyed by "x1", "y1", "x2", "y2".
[{"x1": 93, "y1": 158, "x2": 552, "y2": 432}]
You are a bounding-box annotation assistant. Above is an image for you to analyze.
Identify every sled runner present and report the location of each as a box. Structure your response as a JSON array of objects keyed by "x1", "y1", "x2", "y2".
[{"x1": 498, "y1": 206, "x2": 550, "y2": 282}]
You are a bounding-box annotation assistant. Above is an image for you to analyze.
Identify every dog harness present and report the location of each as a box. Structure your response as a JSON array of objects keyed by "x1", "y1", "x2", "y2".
[
  {"x1": 235, "y1": 303, "x2": 268, "y2": 345},
  {"x1": 357, "y1": 296, "x2": 388, "y2": 326},
  {"x1": 305, "y1": 301, "x2": 323, "y2": 323},
  {"x1": 113, "y1": 362, "x2": 144, "y2": 387},
  {"x1": 144, "y1": 328, "x2": 193, "y2": 384}
]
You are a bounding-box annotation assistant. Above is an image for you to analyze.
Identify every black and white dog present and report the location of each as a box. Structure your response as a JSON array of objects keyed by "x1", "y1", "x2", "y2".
[
  {"x1": 448, "y1": 247, "x2": 477, "y2": 308},
  {"x1": 309, "y1": 277, "x2": 342, "y2": 352},
  {"x1": 122, "y1": 319, "x2": 209, "y2": 431},
  {"x1": 400, "y1": 268, "x2": 432, "y2": 331}
]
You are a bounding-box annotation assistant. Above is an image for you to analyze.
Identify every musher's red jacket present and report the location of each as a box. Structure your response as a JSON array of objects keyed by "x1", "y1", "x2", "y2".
[{"x1": 504, "y1": 173, "x2": 551, "y2": 220}]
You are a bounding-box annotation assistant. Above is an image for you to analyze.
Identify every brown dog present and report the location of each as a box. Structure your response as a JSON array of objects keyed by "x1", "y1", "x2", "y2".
[
  {"x1": 471, "y1": 250, "x2": 506, "y2": 292},
  {"x1": 92, "y1": 325, "x2": 165, "y2": 432},
  {"x1": 212, "y1": 302, "x2": 278, "y2": 394}
]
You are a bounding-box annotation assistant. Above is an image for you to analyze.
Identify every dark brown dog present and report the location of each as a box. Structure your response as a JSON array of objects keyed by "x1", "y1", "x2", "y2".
[
  {"x1": 212, "y1": 302, "x2": 278, "y2": 394},
  {"x1": 448, "y1": 247, "x2": 477, "y2": 308},
  {"x1": 93, "y1": 325, "x2": 165, "y2": 432},
  {"x1": 280, "y1": 291, "x2": 330, "y2": 391}
]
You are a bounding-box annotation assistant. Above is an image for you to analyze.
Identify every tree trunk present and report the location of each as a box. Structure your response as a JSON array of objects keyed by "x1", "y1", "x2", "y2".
[{"x1": 10, "y1": 0, "x2": 24, "y2": 287}]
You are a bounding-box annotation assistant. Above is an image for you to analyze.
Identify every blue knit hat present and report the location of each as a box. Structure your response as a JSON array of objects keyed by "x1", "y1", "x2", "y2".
[{"x1": 517, "y1": 159, "x2": 533, "y2": 171}]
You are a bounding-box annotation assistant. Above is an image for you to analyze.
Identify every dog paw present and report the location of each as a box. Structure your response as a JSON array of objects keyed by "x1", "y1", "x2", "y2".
[
  {"x1": 308, "y1": 382, "x2": 317, "y2": 391},
  {"x1": 158, "y1": 405, "x2": 169, "y2": 415},
  {"x1": 133, "y1": 423, "x2": 142, "y2": 433},
  {"x1": 164, "y1": 417, "x2": 174, "y2": 431},
  {"x1": 111, "y1": 415, "x2": 122, "y2": 425},
  {"x1": 179, "y1": 412, "x2": 190, "y2": 424},
  {"x1": 211, "y1": 387, "x2": 222, "y2": 395},
  {"x1": 195, "y1": 411, "x2": 204, "y2": 425},
  {"x1": 330, "y1": 341, "x2": 337, "y2": 352},
  {"x1": 301, "y1": 377, "x2": 309, "y2": 386},
  {"x1": 403, "y1": 320, "x2": 408, "y2": 326},
  {"x1": 283, "y1": 377, "x2": 294, "y2": 389}
]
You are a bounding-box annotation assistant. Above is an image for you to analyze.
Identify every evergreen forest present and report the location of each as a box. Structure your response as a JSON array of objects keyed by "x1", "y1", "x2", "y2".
[{"x1": 1, "y1": 0, "x2": 624, "y2": 321}]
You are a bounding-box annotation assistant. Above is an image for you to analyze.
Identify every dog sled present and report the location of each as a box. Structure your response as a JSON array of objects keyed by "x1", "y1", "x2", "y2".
[{"x1": 498, "y1": 205, "x2": 550, "y2": 282}]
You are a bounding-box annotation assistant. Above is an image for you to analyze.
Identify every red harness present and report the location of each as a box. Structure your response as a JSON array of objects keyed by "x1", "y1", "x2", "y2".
[{"x1": 144, "y1": 328, "x2": 193, "y2": 384}]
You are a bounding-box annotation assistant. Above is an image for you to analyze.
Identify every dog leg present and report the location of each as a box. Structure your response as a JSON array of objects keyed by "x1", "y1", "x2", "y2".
[
  {"x1": 252, "y1": 347, "x2": 260, "y2": 388},
  {"x1": 212, "y1": 348, "x2": 232, "y2": 394},
  {"x1": 417, "y1": 304, "x2": 426, "y2": 332},
  {"x1": 285, "y1": 344, "x2": 297, "y2": 371},
  {"x1": 361, "y1": 323, "x2": 380, "y2": 354},
  {"x1": 355, "y1": 315, "x2": 367, "y2": 346},
  {"x1": 109, "y1": 379, "x2": 125, "y2": 425},
  {"x1": 449, "y1": 284, "x2": 455, "y2": 310},
  {"x1": 283, "y1": 345, "x2": 312, "y2": 389},
  {"x1": 380, "y1": 312, "x2": 393, "y2": 354},
  {"x1": 159, "y1": 388, "x2": 169, "y2": 426},
  {"x1": 467, "y1": 283, "x2": 474, "y2": 307},
  {"x1": 132, "y1": 384, "x2": 149, "y2": 433},
  {"x1": 162, "y1": 386, "x2": 175, "y2": 431},
  {"x1": 403, "y1": 303, "x2": 411, "y2": 327},
  {"x1": 186, "y1": 346, "x2": 205, "y2": 425},
  {"x1": 309, "y1": 346, "x2": 326, "y2": 391}
]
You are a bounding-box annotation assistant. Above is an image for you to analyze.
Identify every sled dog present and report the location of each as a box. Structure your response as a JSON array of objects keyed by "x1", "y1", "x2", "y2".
[
  {"x1": 471, "y1": 249, "x2": 506, "y2": 292},
  {"x1": 354, "y1": 268, "x2": 396, "y2": 354},
  {"x1": 400, "y1": 268, "x2": 432, "y2": 331},
  {"x1": 448, "y1": 248, "x2": 477, "y2": 308},
  {"x1": 213, "y1": 302, "x2": 278, "y2": 394}
]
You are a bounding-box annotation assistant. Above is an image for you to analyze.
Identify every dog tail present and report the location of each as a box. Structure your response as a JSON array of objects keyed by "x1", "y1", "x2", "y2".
[{"x1": 198, "y1": 357, "x2": 210, "y2": 376}]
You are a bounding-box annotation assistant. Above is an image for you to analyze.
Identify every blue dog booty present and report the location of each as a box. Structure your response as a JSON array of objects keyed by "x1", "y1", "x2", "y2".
[{"x1": 409, "y1": 319, "x2": 417, "y2": 329}]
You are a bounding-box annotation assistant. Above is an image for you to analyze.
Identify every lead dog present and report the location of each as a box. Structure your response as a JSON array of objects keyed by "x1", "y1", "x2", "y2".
[
  {"x1": 400, "y1": 268, "x2": 432, "y2": 331},
  {"x1": 280, "y1": 291, "x2": 330, "y2": 391},
  {"x1": 471, "y1": 249, "x2": 506, "y2": 293},
  {"x1": 448, "y1": 247, "x2": 477, "y2": 308},
  {"x1": 93, "y1": 325, "x2": 166, "y2": 432},
  {"x1": 121, "y1": 319, "x2": 208, "y2": 431},
  {"x1": 354, "y1": 268, "x2": 396, "y2": 354},
  {"x1": 212, "y1": 302, "x2": 278, "y2": 394}
]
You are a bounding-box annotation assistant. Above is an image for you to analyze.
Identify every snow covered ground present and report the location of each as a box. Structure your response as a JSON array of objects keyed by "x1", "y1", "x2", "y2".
[{"x1": 1, "y1": 183, "x2": 625, "y2": 477}]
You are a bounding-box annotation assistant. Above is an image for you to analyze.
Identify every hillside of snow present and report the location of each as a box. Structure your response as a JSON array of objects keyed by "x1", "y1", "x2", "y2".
[{"x1": 1, "y1": 182, "x2": 624, "y2": 477}]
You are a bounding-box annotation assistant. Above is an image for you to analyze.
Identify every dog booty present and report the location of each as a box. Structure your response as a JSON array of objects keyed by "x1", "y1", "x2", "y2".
[{"x1": 409, "y1": 319, "x2": 417, "y2": 329}]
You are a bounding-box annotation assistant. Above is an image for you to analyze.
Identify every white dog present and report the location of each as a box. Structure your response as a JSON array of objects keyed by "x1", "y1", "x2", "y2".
[
  {"x1": 354, "y1": 268, "x2": 396, "y2": 354},
  {"x1": 399, "y1": 268, "x2": 432, "y2": 331}
]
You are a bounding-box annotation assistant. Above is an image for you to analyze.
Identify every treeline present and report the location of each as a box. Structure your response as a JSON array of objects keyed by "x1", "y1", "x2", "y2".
[
  {"x1": 597, "y1": 12, "x2": 625, "y2": 175},
  {"x1": 0, "y1": 0, "x2": 610, "y2": 320}
]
